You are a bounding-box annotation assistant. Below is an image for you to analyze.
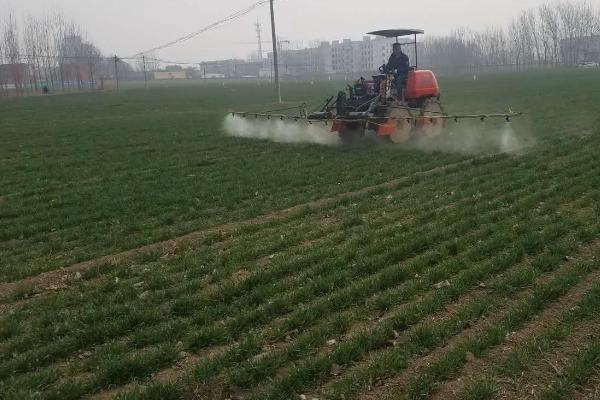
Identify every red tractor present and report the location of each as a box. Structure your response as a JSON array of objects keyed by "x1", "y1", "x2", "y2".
[
  {"x1": 309, "y1": 29, "x2": 445, "y2": 143},
  {"x1": 231, "y1": 29, "x2": 520, "y2": 141}
]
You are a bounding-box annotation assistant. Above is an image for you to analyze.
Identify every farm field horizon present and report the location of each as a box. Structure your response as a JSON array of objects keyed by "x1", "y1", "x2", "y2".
[{"x1": 1, "y1": 69, "x2": 600, "y2": 399}]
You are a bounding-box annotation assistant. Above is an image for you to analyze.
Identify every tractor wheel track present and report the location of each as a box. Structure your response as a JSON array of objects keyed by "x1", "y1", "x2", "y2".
[
  {"x1": 348, "y1": 242, "x2": 600, "y2": 400},
  {"x1": 431, "y1": 250, "x2": 600, "y2": 400},
  {"x1": 490, "y1": 323, "x2": 599, "y2": 400}
]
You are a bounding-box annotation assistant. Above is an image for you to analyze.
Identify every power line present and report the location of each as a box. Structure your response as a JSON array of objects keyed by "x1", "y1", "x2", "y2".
[
  {"x1": 130, "y1": 0, "x2": 272, "y2": 57},
  {"x1": 144, "y1": 57, "x2": 199, "y2": 66}
]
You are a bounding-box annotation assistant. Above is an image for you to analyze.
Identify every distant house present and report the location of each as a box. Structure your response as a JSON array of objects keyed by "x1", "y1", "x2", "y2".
[
  {"x1": 203, "y1": 73, "x2": 226, "y2": 79},
  {"x1": 234, "y1": 61, "x2": 262, "y2": 78},
  {"x1": 0, "y1": 63, "x2": 30, "y2": 87},
  {"x1": 200, "y1": 59, "x2": 243, "y2": 78},
  {"x1": 561, "y1": 35, "x2": 600, "y2": 66},
  {"x1": 199, "y1": 59, "x2": 261, "y2": 79},
  {"x1": 154, "y1": 71, "x2": 187, "y2": 80},
  {"x1": 61, "y1": 36, "x2": 102, "y2": 86}
]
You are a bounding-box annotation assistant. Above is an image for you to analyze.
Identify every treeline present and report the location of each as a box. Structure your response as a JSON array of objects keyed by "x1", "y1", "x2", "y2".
[
  {"x1": 0, "y1": 9, "x2": 135, "y2": 95},
  {"x1": 422, "y1": 1, "x2": 600, "y2": 73}
]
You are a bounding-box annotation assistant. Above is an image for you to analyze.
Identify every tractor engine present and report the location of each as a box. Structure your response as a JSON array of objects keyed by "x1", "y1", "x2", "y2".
[{"x1": 335, "y1": 77, "x2": 379, "y2": 116}]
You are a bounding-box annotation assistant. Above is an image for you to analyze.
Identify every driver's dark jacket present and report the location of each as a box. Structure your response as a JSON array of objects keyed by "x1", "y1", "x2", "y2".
[{"x1": 385, "y1": 52, "x2": 410, "y2": 76}]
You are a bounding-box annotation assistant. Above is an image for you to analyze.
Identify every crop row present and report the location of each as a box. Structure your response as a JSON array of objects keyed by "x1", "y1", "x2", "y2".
[{"x1": 2, "y1": 138, "x2": 596, "y2": 396}]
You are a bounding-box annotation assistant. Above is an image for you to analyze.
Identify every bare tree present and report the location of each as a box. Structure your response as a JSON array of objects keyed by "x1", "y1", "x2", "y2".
[
  {"x1": 512, "y1": 10, "x2": 539, "y2": 65},
  {"x1": 508, "y1": 18, "x2": 524, "y2": 68},
  {"x1": 539, "y1": 4, "x2": 560, "y2": 64},
  {"x1": 0, "y1": 18, "x2": 4, "y2": 95},
  {"x1": 85, "y1": 43, "x2": 104, "y2": 89},
  {"x1": 594, "y1": 6, "x2": 600, "y2": 35},
  {"x1": 557, "y1": 2, "x2": 579, "y2": 65},
  {"x1": 23, "y1": 14, "x2": 42, "y2": 91},
  {"x1": 574, "y1": 1, "x2": 598, "y2": 64},
  {"x1": 3, "y1": 11, "x2": 23, "y2": 92},
  {"x1": 421, "y1": 0, "x2": 600, "y2": 72},
  {"x1": 476, "y1": 26, "x2": 508, "y2": 67},
  {"x1": 525, "y1": 10, "x2": 543, "y2": 64},
  {"x1": 0, "y1": 7, "x2": 107, "y2": 95},
  {"x1": 52, "y1": 11, "x2": 68, "y2": 90},
  {"x1": 37, "y1": 12, "x2": 55, "y2": 89},
  {"x1": 32, "y1": 11, "x2": 61, "y2": 91},
  {"x1": 0, "y1": 22, "x2": 6, "y2": 96}
]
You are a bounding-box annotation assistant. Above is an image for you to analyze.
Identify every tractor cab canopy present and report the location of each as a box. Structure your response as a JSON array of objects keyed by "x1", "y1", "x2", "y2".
[
  {"x1": 367, "y1": 29, "x2": 424, "y2": 39},
  {"x1": 368, "y1": 29, "x2": 424, "y2": 68}
]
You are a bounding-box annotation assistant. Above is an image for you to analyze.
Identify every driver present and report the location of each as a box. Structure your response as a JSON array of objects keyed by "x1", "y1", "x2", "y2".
[{"x1": 385, "y1": 43, "x2": 410, "y2": 91}]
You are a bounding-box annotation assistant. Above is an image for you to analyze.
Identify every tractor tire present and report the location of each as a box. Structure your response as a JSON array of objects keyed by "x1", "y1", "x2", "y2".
[
  {"x1": 418, "y1": 98, "x2": 445, "y2": 138},
  {"x1": 387, "y1": 103, "x2": 413, "y2": 143}
]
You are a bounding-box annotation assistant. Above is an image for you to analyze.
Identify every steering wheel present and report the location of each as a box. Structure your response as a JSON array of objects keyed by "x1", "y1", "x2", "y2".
[{"x1": 379, "y1": 64, "x2": 386, "y2": 73}]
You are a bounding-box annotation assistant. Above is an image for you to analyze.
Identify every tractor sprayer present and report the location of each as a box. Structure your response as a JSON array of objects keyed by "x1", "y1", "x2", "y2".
[{"x1": 230, "y1": 29, "x2": 522, "y2": 144}]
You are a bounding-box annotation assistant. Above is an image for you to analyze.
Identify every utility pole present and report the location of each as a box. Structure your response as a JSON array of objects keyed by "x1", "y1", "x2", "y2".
[
  {"x1": 142, "y1": 55, "x2": 148, "y2": 89},
  {"x1": 255, "y1": 22, "x2": 263, "y2": 60},
  {"x1": 114, "y1": 55, "x2": 119, "y2": 90},
  {"x1": 269, "y1": 0, "x2": 281, "y2": 103}
]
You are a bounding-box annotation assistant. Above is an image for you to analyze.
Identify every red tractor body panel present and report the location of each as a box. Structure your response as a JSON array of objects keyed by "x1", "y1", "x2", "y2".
[{"x1": 405, "y1": 70, "x2": 440, "y2": 100}]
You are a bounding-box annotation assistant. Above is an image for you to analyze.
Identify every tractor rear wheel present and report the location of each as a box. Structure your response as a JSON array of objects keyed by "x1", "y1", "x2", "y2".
[
  {"x1": 418, "y1": 98, "x2": 445, "y2": 138},
  {"x1": 387, "y1": 104, "x2": 413, "y2": 143}
]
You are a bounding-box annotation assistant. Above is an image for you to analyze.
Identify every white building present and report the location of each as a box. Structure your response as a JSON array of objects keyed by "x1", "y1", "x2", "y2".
[
  {"x1": 261, "y1": 42, "x2": 332, "y2": 77},
  {"x1": 265, "y1": 35, "x2": 420, "y2": 77}
]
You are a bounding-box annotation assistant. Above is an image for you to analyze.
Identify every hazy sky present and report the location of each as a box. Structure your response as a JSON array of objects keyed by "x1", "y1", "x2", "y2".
[{"x1": 1, "y1": 0, "x2": 557, "y2": 62}]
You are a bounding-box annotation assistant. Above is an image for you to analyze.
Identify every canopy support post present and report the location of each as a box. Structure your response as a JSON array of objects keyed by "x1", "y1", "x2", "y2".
[{"x1": 414, "y1": 33, "x2": 418, "y2": 69}]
